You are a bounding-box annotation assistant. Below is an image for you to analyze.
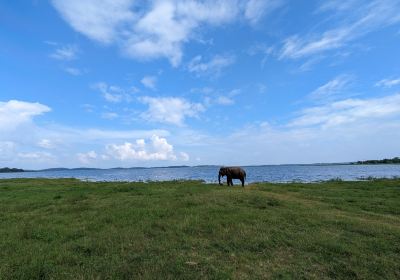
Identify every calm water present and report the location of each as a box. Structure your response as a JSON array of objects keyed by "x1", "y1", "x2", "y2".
[{"x1": 1, "y1": 165, "x2": 400, "y2": 183}]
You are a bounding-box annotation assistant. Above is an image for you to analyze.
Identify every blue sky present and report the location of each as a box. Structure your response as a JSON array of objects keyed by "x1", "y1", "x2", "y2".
[{"x1": 1, "y1": 0, "x2": 400, "y2": 169}]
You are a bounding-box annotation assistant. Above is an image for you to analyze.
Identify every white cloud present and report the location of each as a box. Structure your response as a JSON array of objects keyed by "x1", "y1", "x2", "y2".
[
  {"x1": 316, "y1": 0, "x2": 360, "y2": 14},
  {"x1": 64, "y1": 67, "x2": 82, "y2": 76},
  {"x1": 204, "y1": 117, "x2": 400, "y2": 165},
  {"x1": 123, "y1": 1, "x2": 193, "y2": 66},
  {"x1": 92, "y1": 82, "x2": 133, "y2": 103},
  {"x1": 101, "y1": 112, "x2": 119, "y2": 120},
  {"x1": 280, "y1": 30, "x2": 350, "y2": 60},
  {"x1": 188, "y1": 55, "x2": 235, "y2": 76},
  {"x1": 51, "y1": 0, "x2": 135, "y2": 43},
  {"x1": 215, "y1": 96, "x2": 235, "y2": 105},
  {"x1": 17, "y1": 152, "x2": 54, "y2": 161},
  {"x1": 77, "y1": 151, "x2": 98, "y2": 164},
  {"x1": 0, "y1": 141, "x2": 15, "y2": 160},
  {"x1": 248, "y1": 43, "x2": 274, "y2": 55},
  {"x1": 375, "y1": 77, "x2": 400, "y2": 88},
  {"x1": 171, "y1": 93, "x2": 400, "y2": 165},
  {"x1": 298, "y1": 56, "x2": 324, "y2": 72},
  {"x1": 37, "y1": 139, "x2": 54, "y2": 149},
  {"x1": 106, "y1": 135, "x2": 177, "y2": 161},
  {"x1": 52, "y1": 0, "x2": 278, "y2": 66},
  {"x1": 0, "y1": 99, "x2": 191, "y2": 168},
  {"x1": 192, "y1": 87, "x2": 239, "y2": 107},
  {"x1": 71, "y1": 128, "x2": 170, "y2": 141},
  {"x1": 50, "y1": 44, "x2": 79, "y2": 60},
  {"x1": 140, "y1": 96, "x2": 205, "y2": 126},
  {"x1": 290, "y1": 94, "x2": 400, "y2": 128},
  {"x1": 245, "y1": 0, "x2": 283, "y2": 25},
  {"x1": 279, "y1": 0, "x2": 400, "y2": 59},
  {"x1": 82, "y1": 104, "x2": 96, "y2": 113},
  {"x1": 141, "y1": 76, "x2": 157, "y2": 90},
  {"x1": 0, "y1": 100, "x2": 51, "y2": 131},
  {"x1": 2, "y1": 94, "x2": 400, "y2": 168},
  {"x1": 309, "y1": 75, "x2": 352, "y2": 101},
  {"x1": 179, "y1": 152, "x2": 190, "y2": 161}
]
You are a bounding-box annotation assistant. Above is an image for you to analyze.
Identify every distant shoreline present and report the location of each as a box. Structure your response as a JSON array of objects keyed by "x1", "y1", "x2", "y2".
[
  {"x1": 1, "y1": 159, "x2": 400, "y2": 174},
  {"x1": 351, "y1": 157, "x2": 400, "y2": 165},
  {"x1": 0, "y1": 167, "x2": 25, "y2": 173}
]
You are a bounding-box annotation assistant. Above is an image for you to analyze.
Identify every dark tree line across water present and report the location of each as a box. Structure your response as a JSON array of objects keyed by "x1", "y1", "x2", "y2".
[
  {"x1": 0, "y1": 167, "x2": 24, "y2": 173},
  {"x1": 355, "y1": 157, "x2": 400, "y2": 165}
]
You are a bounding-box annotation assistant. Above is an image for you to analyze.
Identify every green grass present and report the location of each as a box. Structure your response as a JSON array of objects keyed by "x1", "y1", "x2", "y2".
[{"x1": 0, "y1": 178, "x2": 399, "y2": 279}]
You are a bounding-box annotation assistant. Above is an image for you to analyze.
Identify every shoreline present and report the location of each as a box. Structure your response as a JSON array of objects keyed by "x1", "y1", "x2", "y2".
[{"x1": 1, "y1": 176, "x2": 399, "y2": 184}]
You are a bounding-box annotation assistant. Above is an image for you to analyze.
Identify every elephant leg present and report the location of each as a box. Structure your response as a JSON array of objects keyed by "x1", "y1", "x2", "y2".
[
  {"x1": 227, "y1": 176, "x2": 232, "y2": 186},
  {"x1": 240, "y1": 178, "x2": 244, "y2": 187}
]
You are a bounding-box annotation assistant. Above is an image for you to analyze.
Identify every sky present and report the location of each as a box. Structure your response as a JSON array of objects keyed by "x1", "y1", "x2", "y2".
[{"x1": 1, "y1": 0, "x2": 400, "y2": 169}]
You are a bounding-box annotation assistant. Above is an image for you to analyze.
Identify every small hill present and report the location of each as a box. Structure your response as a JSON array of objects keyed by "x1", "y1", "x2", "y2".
[{"x1": 0, "y1": 167, "x2": 24, "y2": 173}]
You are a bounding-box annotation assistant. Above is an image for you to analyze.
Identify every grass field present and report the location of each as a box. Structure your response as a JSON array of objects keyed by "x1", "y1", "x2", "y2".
[{"x1": 0, "y1": 178, "x2": 399, "y2": 279}]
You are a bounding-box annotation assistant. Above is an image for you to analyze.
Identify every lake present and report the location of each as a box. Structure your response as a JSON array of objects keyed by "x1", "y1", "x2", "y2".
[{"x1": 1, "y1": 164, "x2": 400, "y2": 183}]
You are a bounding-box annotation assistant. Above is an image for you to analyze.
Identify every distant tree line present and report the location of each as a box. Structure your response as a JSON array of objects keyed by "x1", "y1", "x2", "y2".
[
  {"x1": 355, "y1": 157, "x2": 400, "y2": 164},
  {"x1": 0, "y1": 167, "x2": 24, "y2": 173}
]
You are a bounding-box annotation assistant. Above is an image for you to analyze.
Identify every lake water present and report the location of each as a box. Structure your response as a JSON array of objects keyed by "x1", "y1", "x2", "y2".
[{"x1": 1, "y1": 165, "x2": 400, "y2": 183}]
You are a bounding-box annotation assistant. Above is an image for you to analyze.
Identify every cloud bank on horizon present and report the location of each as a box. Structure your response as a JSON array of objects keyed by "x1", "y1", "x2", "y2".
[{"x1": 1, "y1": 0, "x2": 400, "y2": 169}]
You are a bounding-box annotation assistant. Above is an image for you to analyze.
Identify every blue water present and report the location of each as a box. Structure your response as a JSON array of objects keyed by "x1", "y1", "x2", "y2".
[{"x1": 0, "y1": 165, "x2": 400, "y2": 183}]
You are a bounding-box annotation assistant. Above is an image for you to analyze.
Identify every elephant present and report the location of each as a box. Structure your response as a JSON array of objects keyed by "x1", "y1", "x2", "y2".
[{"x1": 218, "y1": 166, "x2": 246, "y2": 187}]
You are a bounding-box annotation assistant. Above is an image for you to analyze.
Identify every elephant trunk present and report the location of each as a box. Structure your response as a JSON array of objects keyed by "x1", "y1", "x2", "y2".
[{"x1": 218, "y1": 173, "x2": 222, "y2": 185}]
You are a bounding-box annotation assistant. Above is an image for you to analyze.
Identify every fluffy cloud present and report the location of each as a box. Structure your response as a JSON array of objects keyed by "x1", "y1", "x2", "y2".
[
  {"x1": 140, "y1": 96, "x2": 205, "y2": 126},
  {"x1": 51, "y1": 0, "x2": 135, "y2": 43},
  {"x1": 0, "y1": 100, "x2": 51, "y2": 130},
  {"x1": 141, "y1": 76, "x2": 157, "y2": 90},
  {"x1": 188, "y1": 55, "x2": 235, "y2": 76},
  {"x1": 52, "y1": 0, "x2": 277, "y2": 65},
  {"x1": 0, "y1": 99, "x2": 195, "y2": 168},
  {"x1": 106, "y1": 135, "x2": 177, "y2": 161}
]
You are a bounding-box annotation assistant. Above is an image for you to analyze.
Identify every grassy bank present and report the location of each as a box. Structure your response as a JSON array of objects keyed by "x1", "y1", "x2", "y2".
[{"x1": 0, "y1": 179, "x2": 399, "y2": 279}]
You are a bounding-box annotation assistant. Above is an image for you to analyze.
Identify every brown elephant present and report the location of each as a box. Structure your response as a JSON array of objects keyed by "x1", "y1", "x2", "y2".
[{"x1": 218, "y1": 166, "x2": 246, "y2": 187}]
